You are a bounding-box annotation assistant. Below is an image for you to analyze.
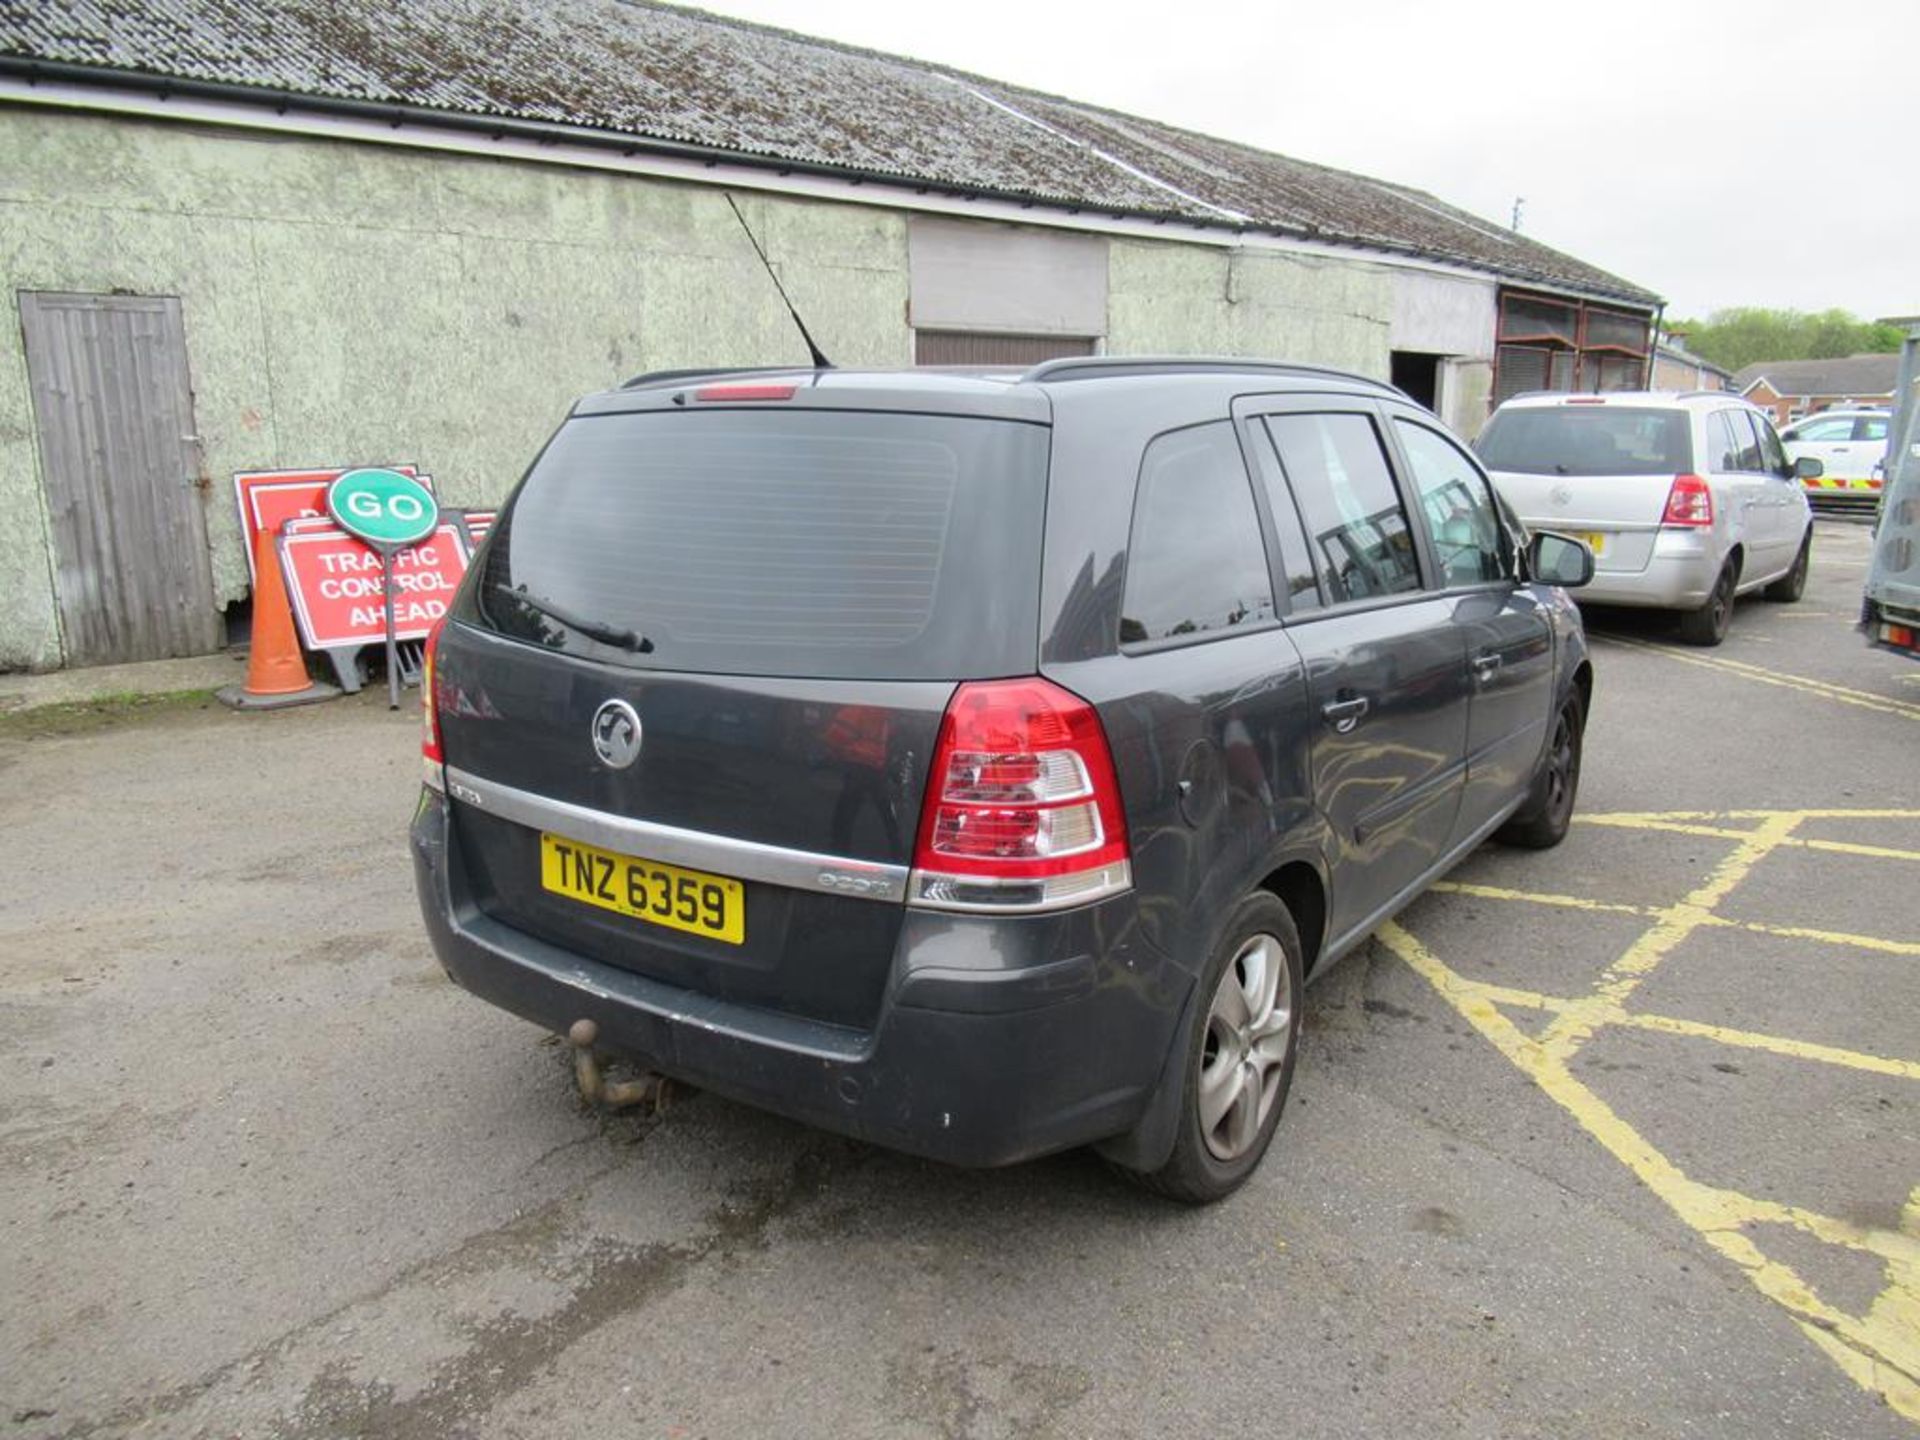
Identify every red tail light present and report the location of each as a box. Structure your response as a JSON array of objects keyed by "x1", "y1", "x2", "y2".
[
  {"x1": 909, "y1": 678, "x2": 1132, "y2": 912},
  {"x1": 421, "y1": 617, "x2": 447, "y2": 790},
  {"x1": 1662, "y1": 474, "x2": 1714, "y2": 527}
]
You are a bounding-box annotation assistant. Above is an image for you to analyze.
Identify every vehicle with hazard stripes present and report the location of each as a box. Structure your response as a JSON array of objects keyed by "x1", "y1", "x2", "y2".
[
  {"x1": 1779, "y1": 408, "x2": 1889, "y2": 512},
  {"x1": 1863, "y1": 332, "x2": 1920, "y2": 661}
]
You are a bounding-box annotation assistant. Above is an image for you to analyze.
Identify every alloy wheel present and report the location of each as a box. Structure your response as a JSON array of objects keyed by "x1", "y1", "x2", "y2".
[{"x1": 1198, "y1": 933, "x2": 1294, "y2": 1161}]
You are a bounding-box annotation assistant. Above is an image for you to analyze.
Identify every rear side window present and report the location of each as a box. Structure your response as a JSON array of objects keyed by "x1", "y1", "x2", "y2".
[
  {"x1": 1264, "y1": 412, "x2": 1422, "y2": 604},
  {"x1": 1476, "y1": 407, "x2": 1692, "y2": 477},
  {"x1": 1119, "y1": 423, "x2": 1275, "y2": 646},
  {"x1": 1708, "y1": 412, "x2": 1742, "y2": 472},
  {"x1": 475, "y1": 409, "x2": 1048, "y2": 680}
]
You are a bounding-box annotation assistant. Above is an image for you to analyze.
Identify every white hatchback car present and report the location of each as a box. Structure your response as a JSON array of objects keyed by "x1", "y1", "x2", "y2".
[
  {"x1": 1778, "y1": 408, "x2": 1890, "y2": 511},
  {"x1": 1475, "y1": 392, "x2": 1819, "y2": 645}
]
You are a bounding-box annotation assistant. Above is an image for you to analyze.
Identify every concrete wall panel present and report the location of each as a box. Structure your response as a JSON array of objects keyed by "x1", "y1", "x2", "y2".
[{"x1": 0, "y1": 108, "x2": 911, "y2": 667}]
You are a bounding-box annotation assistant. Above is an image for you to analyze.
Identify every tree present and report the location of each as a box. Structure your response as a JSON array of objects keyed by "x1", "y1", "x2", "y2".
[{"x1": 1664, "y1": 308, "x2": 1905, "y2": 372}]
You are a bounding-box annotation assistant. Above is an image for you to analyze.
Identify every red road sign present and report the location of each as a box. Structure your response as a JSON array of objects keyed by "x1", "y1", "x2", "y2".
[
  {"x1": 277, "y1": 521, "x2": 471, "y2": 651},
  {"x1": 234, "y1": 466, "x2": 424, "y2": 583}
]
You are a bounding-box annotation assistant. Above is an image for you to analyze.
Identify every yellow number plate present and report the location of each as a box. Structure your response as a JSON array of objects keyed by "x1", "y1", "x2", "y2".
[
  {"x1": 1578, "y1": 531, "x2": 1607, "y2": 557},
  {"x1": 539, "y1": 832, "x2": 744, "y2": 945}
]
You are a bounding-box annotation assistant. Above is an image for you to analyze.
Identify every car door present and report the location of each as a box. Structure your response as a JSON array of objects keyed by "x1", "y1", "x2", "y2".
[
  {"x1": 1709, "y1": 408, "x2": 1773, "y2": 571},
  {"x1": 1238, "y1": 398, "x2": 1471, "y2": 943},
  {"x1": 1754, "y1": 413, "x2": 1811, "y2": 559},
  {"x1": 1733, "y1": 409, "x2": 1795, "y2": 573},
  {"x1": 1386, "y1": 414, "x2": 1555, "y2": 847}
]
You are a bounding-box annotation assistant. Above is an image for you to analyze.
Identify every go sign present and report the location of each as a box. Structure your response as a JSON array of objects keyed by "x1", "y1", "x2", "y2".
[{"x1": 327, "y1": 468, "x2": 440, "y2": 550}]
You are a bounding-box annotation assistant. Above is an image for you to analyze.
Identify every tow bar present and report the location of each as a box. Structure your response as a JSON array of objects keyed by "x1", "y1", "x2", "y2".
[{"x1": 567, "y1": 1019, "x2": 673, "y2": 1112}]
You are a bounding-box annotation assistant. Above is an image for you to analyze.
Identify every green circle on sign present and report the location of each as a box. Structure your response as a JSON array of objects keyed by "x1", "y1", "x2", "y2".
[{"x1": 328, "y1": 468, "x2": 439, "y2": 549}]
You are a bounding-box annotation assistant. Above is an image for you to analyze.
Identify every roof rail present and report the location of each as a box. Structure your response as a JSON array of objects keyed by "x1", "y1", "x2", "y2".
[
  {"x1": 618, "y1": 364, "x2": 815, "y2": 391},
  {"x1": 1020, "y1": 355, "x2": 1401, "y2": 394}
]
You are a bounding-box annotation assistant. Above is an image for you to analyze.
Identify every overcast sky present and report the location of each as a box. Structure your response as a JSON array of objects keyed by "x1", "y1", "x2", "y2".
[{"x1": 693, "y1": 0, "x2": 1915, "y2": 322}]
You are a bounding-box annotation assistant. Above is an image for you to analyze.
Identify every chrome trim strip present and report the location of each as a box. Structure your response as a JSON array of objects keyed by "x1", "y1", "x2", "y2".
[
  {"x1": 906, "y1": 861, "x2": 1133, "y2": 915},
  {"x1": 444, "y1": 766, "x2": 909, "y2": 904}
]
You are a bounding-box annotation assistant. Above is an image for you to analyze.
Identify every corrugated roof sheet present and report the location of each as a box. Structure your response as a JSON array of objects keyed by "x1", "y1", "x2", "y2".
[
  {"x1": 1, "y1": 0, "x2": 1659, "y2": 305},
  {"x1": 1734, "y1": 354, "x2": 1899, "y2": 397}
]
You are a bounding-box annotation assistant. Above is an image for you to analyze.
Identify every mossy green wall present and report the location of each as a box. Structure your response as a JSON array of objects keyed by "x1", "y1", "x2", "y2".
[{"x1": 0, "y1": 106, "x2": 1403, "y2": 670}]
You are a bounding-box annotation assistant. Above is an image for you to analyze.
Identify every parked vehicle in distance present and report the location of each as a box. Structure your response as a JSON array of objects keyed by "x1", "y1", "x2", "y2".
[
  {"x1": 1475, "y1": 391, "x2": 1819, "y2": 645},
  {"x1": 1780, "y1": 408, "x2": 1890, "y2": 512},
  {"x1": 413, "y1": 357, "x2": 1596, "y2": 1203}
]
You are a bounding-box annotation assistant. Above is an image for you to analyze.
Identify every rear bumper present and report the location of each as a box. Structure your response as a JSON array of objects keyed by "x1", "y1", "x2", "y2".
[
  {"x1": 410, "y1": 790, "x2": 1180, "y2": 1167},
  {"x1": 1552, "y1": 527, "x2": 1719, "y2": 609}
]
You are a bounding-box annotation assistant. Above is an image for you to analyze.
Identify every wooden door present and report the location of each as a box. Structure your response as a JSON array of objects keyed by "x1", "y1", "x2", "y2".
[{"x1": 19, "y1": 292, "x2": 219, "y2": 665}]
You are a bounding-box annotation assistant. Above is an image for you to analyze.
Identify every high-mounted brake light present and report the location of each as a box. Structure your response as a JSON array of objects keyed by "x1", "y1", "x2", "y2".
[
  {"x1": 1662, "y1": 474, "x2": 1714, "y2": 527},
  {"x1": 421, "y1": 617, "x2": 447, "y2": 792},
  {"x1": 694, "y1": 383, "x2": 797, "y2": 402},
  {"x1": 909, "y1": 678, "x2": 1132, "y2": 913},
  {"x1": 1565, "y1": 396, "x2": 1607, "y2": 405}
]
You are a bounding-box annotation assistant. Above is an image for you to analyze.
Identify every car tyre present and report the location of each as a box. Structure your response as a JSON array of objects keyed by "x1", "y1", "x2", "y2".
[
  {"x1": 1118, "y1": 893, "x2": 1304, "y2": 1205},
  {"x1": 1675, "y1": 559, "x2": 1737, "y2": 646},
  {"x1": 1763, "y1": 530, "x2": 1811, "y2": 602},
  {"x1": 1497, "y1": 689, "x2": 1585, "y2": 850}
]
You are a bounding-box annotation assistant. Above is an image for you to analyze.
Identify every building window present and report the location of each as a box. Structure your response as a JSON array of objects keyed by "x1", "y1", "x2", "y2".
[{"x1": 1493, "y1": 291, "x2": 1651, "y2": 405}]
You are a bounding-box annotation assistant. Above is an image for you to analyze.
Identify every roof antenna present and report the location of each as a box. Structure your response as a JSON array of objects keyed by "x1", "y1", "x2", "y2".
[{"x1": 724, "y1": 194, "x2": 832, "y2": 370}]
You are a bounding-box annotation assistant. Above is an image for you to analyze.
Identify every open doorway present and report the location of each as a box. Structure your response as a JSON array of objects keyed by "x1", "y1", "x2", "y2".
[{"x1": 1391, "y1": 351, "x2": 1443, "y2": 412}]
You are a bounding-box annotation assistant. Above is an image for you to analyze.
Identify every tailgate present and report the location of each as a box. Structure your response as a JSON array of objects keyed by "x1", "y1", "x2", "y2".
[{"x1": 433, "y1": 399, "x2": 1048, "y2": 1032}]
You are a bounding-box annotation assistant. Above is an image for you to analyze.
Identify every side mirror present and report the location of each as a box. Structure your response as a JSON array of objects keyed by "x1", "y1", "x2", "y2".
[
  {"x1": 1527, "y1": 530, "x2": 1594, "y2": 589},
  {"x1": 1795, "y1": 456, "x2": 1825, "y2": 479}
]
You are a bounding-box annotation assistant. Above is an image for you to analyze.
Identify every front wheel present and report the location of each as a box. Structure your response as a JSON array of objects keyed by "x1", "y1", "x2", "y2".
[
  {"x1": 1497, "y1": 689, "x2": 1585, "y2": 850},
  {"x1": 1119, "y1": 893, "x2": 1304, "y2": 1204},
  {"x1": 1763, "y1": 530, "x2": 1811, "y2": 602},
  {"x1": 1675, "y1": 560, "x2": 1737, "y2": 646}
]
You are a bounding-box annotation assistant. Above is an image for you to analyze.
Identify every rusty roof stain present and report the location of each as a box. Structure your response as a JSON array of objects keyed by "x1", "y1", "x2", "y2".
[{"x1": 1, "y1": 0, "x2": 1659, "y2": 305}]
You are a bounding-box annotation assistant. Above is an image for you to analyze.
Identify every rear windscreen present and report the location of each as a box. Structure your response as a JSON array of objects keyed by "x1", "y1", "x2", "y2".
[
  {"x1": 1475, "y1": 407, "x2": 1693, "y2": 477},
  {"x1": 470, "y1": 408, "x2": 1048, "y2": 679}
]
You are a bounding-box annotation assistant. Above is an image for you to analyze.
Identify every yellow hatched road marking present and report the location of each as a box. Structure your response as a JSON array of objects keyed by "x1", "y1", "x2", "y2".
[
  {"x1": 1429, "y1": 881, "x2": 1920, "y2": 957},
  {"x1": 1387, "y1": 807, "x2": 1920, "y2": 1420},
  {"x1": 1378, "y1": 919, "x2": 1920, "y2": 1422},
  {"x1": 1597, "y1": 637, "x2": 1920, "y2": 721}
]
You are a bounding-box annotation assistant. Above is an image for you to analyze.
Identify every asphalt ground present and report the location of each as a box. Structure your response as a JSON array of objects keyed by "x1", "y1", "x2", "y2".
[{"x1": 2, "y1": 518, "x2": 1915, "y2": 1439}]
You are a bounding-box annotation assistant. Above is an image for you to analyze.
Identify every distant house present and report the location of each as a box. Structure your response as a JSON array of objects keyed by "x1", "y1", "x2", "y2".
[
  {"x1": 0, "y1": 0, "x2": 1659, "y2": 672},
  {"x1": 1734, "y1": 355, "x2": 1898, "y2": 425},
  {"x1": 1652, "y1": 340, "x2": 1734, "y2": 392}
]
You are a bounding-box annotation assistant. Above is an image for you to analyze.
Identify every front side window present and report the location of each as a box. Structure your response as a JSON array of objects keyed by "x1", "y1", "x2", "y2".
[
  {"x1": 1756, "y1": 416, "x2": 1790, "y2": 476},
  {"x1": 1859, "y1": 416, "x2": 1890, "y2": 442},
  {"x1": 1119, "y1": 423, "x2": 1276, "y2": 646},
  {"x1": 1394, "y1": 420, "x2": 1509, "y2": 586},
  {"x1": 1729, "y1": 410, "x2": 1766, "y2": 473},
  {"x1": 1264, "y1": 413, "x2": 1423, "y2": 604}
]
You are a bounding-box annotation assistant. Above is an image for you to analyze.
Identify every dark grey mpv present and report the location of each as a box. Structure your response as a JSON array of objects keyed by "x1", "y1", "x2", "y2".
[{"x1": 412, "y1": 358, "x2": 1595, "y2": 1201}]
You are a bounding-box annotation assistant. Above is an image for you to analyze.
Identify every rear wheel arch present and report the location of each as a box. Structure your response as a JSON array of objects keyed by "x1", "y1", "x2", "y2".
[
  {"x1": 1260, "y1": 861, "x2": 1327, "y2": 979},
  {"x1": 1725, "y1": 544, "x2": 1745, "y2": 583}
]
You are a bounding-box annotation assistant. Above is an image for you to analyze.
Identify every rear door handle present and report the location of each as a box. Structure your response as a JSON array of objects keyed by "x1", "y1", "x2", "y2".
[
  {"x1": 1473, "y1": 652, "x2": 1503, "y2": 681},
  {"x1": 1321, "y1": 695, "x2": 1369, "y2": 733}
]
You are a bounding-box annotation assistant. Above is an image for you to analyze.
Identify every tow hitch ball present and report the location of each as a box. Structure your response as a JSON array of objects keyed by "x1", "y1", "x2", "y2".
[{"x1": 567, "y1": 1019, "x2": 671, "y2": 1112}]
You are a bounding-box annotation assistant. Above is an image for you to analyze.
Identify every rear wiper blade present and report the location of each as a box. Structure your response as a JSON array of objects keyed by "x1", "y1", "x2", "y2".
[{"x1": 513, "y1": 589, "x2": 654, "y2": 653}]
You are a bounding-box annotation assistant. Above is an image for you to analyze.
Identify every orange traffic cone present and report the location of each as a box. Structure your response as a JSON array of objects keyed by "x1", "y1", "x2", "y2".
[{"x1": 217, "y1": 522, "x2": 339, "y2": 710}]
